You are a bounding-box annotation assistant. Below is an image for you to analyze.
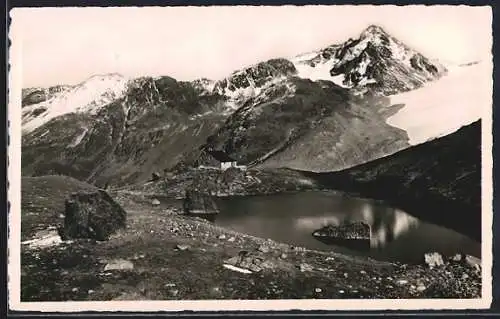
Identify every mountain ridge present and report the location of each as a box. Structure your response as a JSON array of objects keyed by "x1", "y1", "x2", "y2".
[{"x1": 20, "y1": 24, "x2": 483, "y2": 187}]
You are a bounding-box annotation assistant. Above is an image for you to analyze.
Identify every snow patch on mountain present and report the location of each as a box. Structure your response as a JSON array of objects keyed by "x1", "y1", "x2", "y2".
[
  {"x1": 386, "y1": 61, "x2": 491, "y2": 145},
  {"x1": 22, "y1": 74, "x2": 130, "y2": 134},
  {"x1": 67, "y1": 126, "x2": 89, "y2": 148},
  {"x1": 292, "y1": 58, "x2": 349, "y2": 87}
]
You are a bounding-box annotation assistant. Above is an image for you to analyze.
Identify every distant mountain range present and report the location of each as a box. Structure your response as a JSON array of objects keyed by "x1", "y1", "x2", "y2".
[{"x1": 20, "y1": 25, "x2": 486, "y2": 187}]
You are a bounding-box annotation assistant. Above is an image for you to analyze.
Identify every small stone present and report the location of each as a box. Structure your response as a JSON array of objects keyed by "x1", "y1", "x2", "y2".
[
  {"x1": 72, "y1": 288, "x2": 79, "y2": 292},
  {"x1": 424, "y1": 252, "x2": 444, "y2": 268},
  {"x1": 88, "y1": 289, "x2": 95, "y2": 294},
  {"x1": 175, "y1": 244, "x2": 190, "y2": 251},
  {"x1": 360, "y1": 270, "x2": 366, "y2": 275},
  {"x1": 410, "y1": 285, "x2": 416, "y2": 290},
  {"x1": 280, "y1": 253, "x2": 287, "y2": 259},
  {"x1": 386, "y1": 277, "x2": 393, "y2": 281},
  {"x1": 315, "y1": 288, "x2": 322, "y2": 293},
  {"x1": 258, "y1": 244, "x2": 270, "y2": 253},
  {"x1": 451, "y1": 253, "x2": 463, "y2": 262},
  {"x1": 165, "y1": 283, "x2": 176, "y2": 287},
  {"x1": 397, "y1": 280, "x2": 408, "y2": 285},
  {"x1": 343, "y1": 273, "x2": 348, "y2": 278},
  {"x1": 151, "y1": 199, "x2": 161, "y2": 206},
  {"x1": 416, "y1": 285, "x2": 426, "y2": 292},
  {"x1": 170, "y1": 289, "x2": 179, "y2": 297},
  {"x1": 464, "y1": 255, "x2": 481, "y2": 270},
  {"x1": 339, "y1": 290, "x2": 345, "y2": 294},
  {"x1": 462, "y1": 273, "x2": 469, "y2": 280},
  {"x1": 299, "y1": 263, "x2": 313, "y2": 272},
  {"x1": 218, "y1": 234, "x2": 226, "y2": 240},
  {"x1": 474, "y1": 264, "x2": 481, "y2": 273},
  {"x1": 227, "y1": 237, "x2": 236, "y2": 242},
  {"x1": 104, "y1": 259, "x2": 134, "y2": 271}
]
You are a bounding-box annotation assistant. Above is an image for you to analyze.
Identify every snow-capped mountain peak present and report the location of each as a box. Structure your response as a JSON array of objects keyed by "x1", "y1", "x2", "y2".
[
  {"x1": 22, "y1": 73, "x2": 130, "y2": 134},
  {"x1": 359, "y1": 24, "x2": 389, "y2": 39},
  {"x1": 292, "y1": 25, "x2": 447, "y2": 95}
]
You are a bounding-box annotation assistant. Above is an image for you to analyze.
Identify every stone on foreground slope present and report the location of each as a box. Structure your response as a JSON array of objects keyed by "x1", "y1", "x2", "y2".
[{"x1": 59, "y1": 190, "x2": 127, "y2": 241}]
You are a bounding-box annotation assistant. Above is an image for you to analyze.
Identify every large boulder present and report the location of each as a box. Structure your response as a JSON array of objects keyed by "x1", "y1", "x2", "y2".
[
  {"x1": 312, "y1": 222, "x2": 371, "y2": 250},
  {"x1": 59, "y1": 190, "x2": 127, "y2": 241},
  {"x1": 183, "y1": 190, "x2": 219, "y2": 215},
  {"x1": 313, "y1": 222, "x2": 371, "y2": 240}
]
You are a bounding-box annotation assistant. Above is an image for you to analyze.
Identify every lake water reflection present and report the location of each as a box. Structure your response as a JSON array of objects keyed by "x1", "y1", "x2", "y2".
[{"x1": 214, "y1": 191, "x2": 480, "y2": 263}]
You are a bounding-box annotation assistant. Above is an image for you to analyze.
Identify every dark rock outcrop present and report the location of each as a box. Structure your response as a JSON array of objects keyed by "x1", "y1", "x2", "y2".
[
  {"x1": 312, "y1": 222, "x2": 371, "y2": 250},
  {"x1": 313, "y1": 222, "x2": 371, "y2": 240},
  {"x1": 59, "y1": 190, "x2": 127, "y2": 241},
  {"x1": 183, "y1": 190, "x2": 219, "y2": 216}
]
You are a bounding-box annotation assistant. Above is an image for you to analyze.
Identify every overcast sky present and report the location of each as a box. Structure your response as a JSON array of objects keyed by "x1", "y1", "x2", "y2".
[{"x1": 11, "y1": 5, "x2": 492, "y2": 88}]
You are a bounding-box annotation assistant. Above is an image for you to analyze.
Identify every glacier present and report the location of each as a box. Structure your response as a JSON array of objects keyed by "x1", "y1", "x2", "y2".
[{"x1": 386, "y1": 60, "x2": 491, "y2": 145}]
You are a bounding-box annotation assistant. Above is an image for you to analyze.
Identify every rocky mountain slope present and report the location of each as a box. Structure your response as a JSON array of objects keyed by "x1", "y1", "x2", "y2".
[
  {"x1": 302, "y1": 120, "x2": 482, "y2": 240},
  {"x1": 22, "y1": 85, "x2": 72, "y2": 107},
  {"x1": 195, "y1": 78, "x2": 410, "y2": 172},
  {"x1": 22, "y1": 75, "x2": 229, "y2": 187},
  {"x1": 21, "y1": 24, "x2": 483, "y2": 186}
]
